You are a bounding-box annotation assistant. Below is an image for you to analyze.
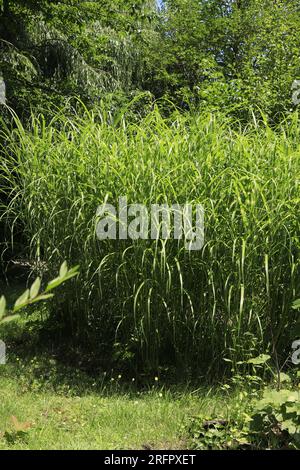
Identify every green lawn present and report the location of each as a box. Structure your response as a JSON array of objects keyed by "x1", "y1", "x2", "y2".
[
  {"x1": 0, "y1": 317, "x2": 222, "y2": 450},
  {"x1": 0, "y1": 292, "x2": 233, "y2": 451},
  {"x1": 0, "y1": 373, "x2": 220, "y2": 450}
]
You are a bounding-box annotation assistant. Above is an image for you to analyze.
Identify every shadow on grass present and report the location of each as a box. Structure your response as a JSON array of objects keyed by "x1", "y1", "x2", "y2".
[{"x1": 0, "y1": 313, "x2": 209, "y2": 399}]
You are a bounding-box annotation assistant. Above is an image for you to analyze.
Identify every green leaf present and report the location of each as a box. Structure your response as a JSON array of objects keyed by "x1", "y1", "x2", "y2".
[
  {"x1": 28, "y1": 293, "x2": 54, "y2": 305},
  {"x1": 59, "y1": 261, "x2": 68, "y2": 278},
  {"x1": 292, "y1": 299, "x2": 300, "y2": 310},
  {"x1": 13, "y1": 289, "x2": 30, "y2": 312},
  {"x1": 279, "y1": 372, "x2": 291, "y2": 383},
  {"x1": 45, "y1": 276, "x2": 65, "y2": 292},
  {"x1": 0, "y1": 314, "x2": 20, "y2": 323},
  {"x1": 247, "y1": 354, "x2": 271, "y2": 365},
  {"x1": 281, "y1": 419, "x2": 297, "y2": 435},
  {"x1": 45, "y1": 265, "x2": 79, "y2": 292},
  {"x1": 0, "y1": 295, "x2": 6, "y2": 319},
  {"x1": 29, "y1": 277, "x2": 41, "y2": 299}
]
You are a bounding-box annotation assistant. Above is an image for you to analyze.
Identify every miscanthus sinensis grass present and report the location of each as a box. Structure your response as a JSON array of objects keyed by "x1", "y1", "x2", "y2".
[{"x1": 1, "y1": 107, "x2": 299, "y2": 376}]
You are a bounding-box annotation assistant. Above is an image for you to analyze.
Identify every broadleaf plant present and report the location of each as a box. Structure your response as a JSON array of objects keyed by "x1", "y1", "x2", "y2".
[{"x1": 0, "y1": 262, "x2": 79, "y2": 323}]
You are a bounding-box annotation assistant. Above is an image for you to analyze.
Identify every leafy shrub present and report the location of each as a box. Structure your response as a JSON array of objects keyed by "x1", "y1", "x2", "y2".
[
  {"x1": 186, "y1": 415, "x2": 251, "y2": 450},
  {"x1": 0, "y1": 262, "x2": 79, "y2": 324},
  {"x1": 186, "y1": 373, "x2": 300, "y2": 450},
  {"x1": 250, "y1": 388, "x2": 300, "y2": 449}
]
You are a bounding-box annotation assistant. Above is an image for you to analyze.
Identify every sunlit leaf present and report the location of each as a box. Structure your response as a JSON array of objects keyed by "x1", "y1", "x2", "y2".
[
  {"x1": 1, "y1": 314, "x2": 20, "y2": 323},
  {"x1": 292, "y1": 299, "x2": 300, "y2": 310},
  {"x1": 247, "y1": 354, "x2": 271, "y2": 365},
  {"x1": 29, "y1": 277, "x2": 41, "y2": 300},
  {"x1": 59, "y1": 261, "x2": 68, "y2": 278},
  {"x1": 0, "y1": 295, "x2": 6, "y2": 319},
  {"x1": 14, "y1": 289, "x2": 30, "y2": 311}
]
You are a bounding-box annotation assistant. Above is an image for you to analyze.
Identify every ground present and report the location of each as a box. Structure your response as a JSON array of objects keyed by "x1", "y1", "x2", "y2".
[
  {"x1": 0, "y1": 364, "x2": 220, "y2": 450},
  {"x1": 0, "y1": 381, "x2": 196, "y2": 449},
  {"x1": 0, "y1": 283, "x2": 230, "y2": 450}
]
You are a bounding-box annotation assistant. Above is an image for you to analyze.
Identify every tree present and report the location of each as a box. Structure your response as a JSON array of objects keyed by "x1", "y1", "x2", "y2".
[
  {"x1": 147, "y1": 0, "x2": 300, "y2": 120},
  {"x1": 0, "y1": 1, "x2": 157, "y2": 117}
]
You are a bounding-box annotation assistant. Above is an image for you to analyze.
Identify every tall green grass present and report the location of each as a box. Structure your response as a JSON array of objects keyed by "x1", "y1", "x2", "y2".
[{"x1": 1, "y1": 107, "x2": 300, "y2": 375}]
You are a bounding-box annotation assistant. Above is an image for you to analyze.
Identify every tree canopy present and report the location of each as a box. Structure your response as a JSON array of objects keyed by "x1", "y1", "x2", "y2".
[{"x1": 1, "y1": 0, "x2": 300, "y2": 120}]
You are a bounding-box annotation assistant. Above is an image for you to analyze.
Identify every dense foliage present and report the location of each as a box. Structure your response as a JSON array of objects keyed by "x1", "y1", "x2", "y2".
[
  {"x1": 186, "y1": 370, "x2": 300, "y2": 449},
  {"x1": 1, "y1": 1, "x2": 300, "y2": 378},
  {"x1": 2, "y1": 1, "x2": 300, "y2": 120},
  {"x1": 0, "y1": 0, "x2": 157, "y2": 116},
  {"x1": 1, "y1": 108, "x2": 300, "y2": 374}
]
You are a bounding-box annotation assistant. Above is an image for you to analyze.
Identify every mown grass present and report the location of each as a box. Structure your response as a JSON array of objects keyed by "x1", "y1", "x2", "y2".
[
  {"x1": 0, "y1": 107, "x2": 299, "y2": 375},
  {"x1": 0, "y1": 317, "x2": 234, "y2": 450},
  {"x1": 0, "y1": 378, "x2": 201, "y2": 450}
]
